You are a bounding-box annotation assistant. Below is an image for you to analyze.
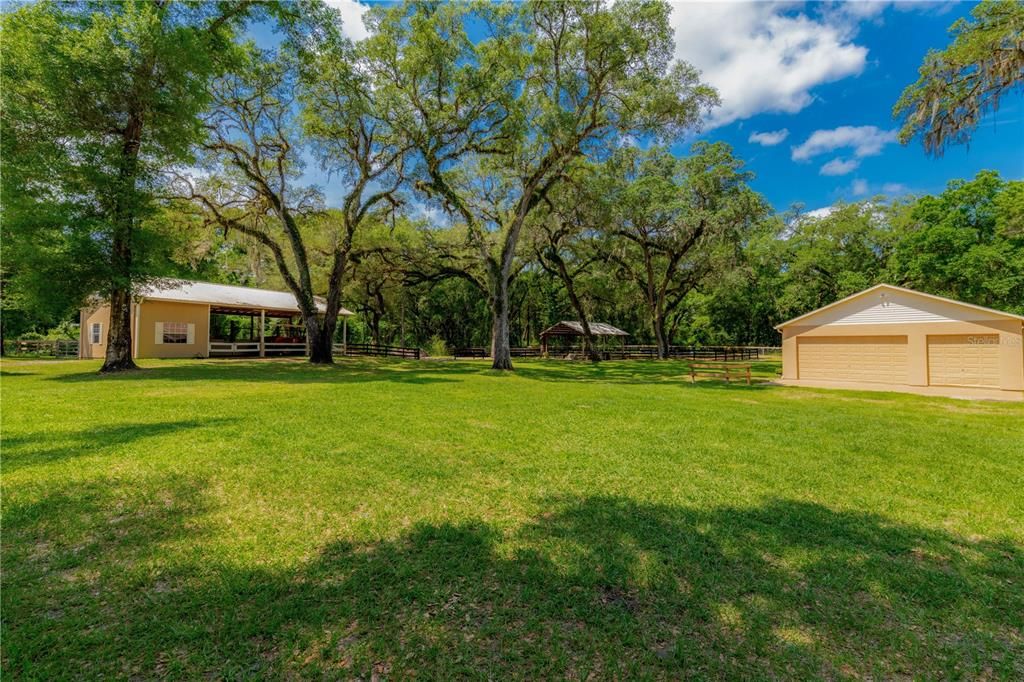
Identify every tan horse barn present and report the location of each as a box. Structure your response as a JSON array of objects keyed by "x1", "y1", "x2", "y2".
[
  {"x1": 777, "y1": 284, "x2": 1024, "y2": 400},
  {"x1": 80, "y1": 280, "x2": 353, "y2": 360}
]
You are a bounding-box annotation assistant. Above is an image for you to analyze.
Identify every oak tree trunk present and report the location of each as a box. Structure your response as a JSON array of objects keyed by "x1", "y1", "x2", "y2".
[
  {"x1": 100, "y1": 104, "x2": 143, "y2": 373},
  {"x1": 101, "y1": 282, "x2": 137, "y2": 372},
  {"x1": 489, "y1": 208, "x2": 530, "y2": 371},
  {"x1": 315, "y1": 249, "x2": 356, "y2": 364},
  {"x1": 370, "y1": 314, "x2": 382, "y2": 345},
  {"x1": 302, "y1": 312, "x2": 333, "y2": 365},
  {"x1": 653, "y1": 314, "x2": 670, "y2": 360},
  {"x1": 490, "y1": 286, "x2": 513, "y2": 370},
  {"x1": 488, "y1": 256, "x2": 515, "y2": 371},
  {"x1": 100, "y1": 207, "x2": 138, "y2": 372},
  {"x1": 309, "y1": 330, "x2": 334, "y2": 364}
]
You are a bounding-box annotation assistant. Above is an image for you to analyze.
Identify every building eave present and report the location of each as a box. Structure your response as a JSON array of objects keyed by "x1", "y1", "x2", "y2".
[{"x1": 774, "y1": 284, "x2": 1024, "y2": 331}]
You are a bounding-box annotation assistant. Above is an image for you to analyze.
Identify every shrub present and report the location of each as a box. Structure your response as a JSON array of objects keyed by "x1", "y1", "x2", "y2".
[
  {"x1": 426, "y1": 335, "x2": 449, "y2": 358},
  {"x1": 44, "y1": 320, "x2": 80, "y2": 340}
]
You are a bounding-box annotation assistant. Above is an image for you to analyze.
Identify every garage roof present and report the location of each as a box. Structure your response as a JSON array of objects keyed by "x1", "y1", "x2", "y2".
[
  {"x1": 775, "y1": 284, "x2": 1024, "y2": 330},
  {"x1": 139, "y1": 279, "x2": 353, "y2": 316}
]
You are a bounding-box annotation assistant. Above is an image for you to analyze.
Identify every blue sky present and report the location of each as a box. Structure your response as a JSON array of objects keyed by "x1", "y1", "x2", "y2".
[
  {"x1": 675, "y1": 1, "x2": 1024, "y2": 214},
  {"x1": 267, "y1": 0, "x2": 1024, "y2": 216}
]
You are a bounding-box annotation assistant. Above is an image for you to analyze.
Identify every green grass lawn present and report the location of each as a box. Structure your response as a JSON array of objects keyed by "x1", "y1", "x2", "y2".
[{"x1": 3, "y1": 357, "x2": 1023, "y2": 679}]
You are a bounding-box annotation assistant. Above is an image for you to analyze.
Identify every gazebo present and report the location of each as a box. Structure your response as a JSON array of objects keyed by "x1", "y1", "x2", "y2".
[{"x1": 539, "y1": 321, "x2": 629, "y2": 356}]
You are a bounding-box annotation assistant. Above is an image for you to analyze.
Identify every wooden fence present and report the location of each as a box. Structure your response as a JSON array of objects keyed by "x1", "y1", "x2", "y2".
[
  {"x1": 453, "y1": 347, "x2": 543, "y2": 358},
  {"x1": 455, "y1": 345, "x2": 762, "y2": 361},
  {"x1": 337, "y1": 343, "x2": 421, "y2": 360},
  {"x1": 0, "y1": 338, "x2": 764, "y2": 364},
  {"x1": 609, "y1": 346, "x2": 762, "y2": 361},
  {"x1": 3, "y1": 339, "x2": 79, "y2": 358}
]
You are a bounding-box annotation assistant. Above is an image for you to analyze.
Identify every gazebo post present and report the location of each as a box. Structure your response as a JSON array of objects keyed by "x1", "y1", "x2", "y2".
[{"x1": 342, "y1": 316, "x2": 348, "y2": 356}]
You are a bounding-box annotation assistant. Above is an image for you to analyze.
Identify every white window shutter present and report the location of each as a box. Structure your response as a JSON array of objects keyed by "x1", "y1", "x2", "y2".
[
  {"x1": 155, "y1": 322, "x2": 164, "y2": 345},
  {"x1": 186, "y1": 324, "x2": 195, "y2": 345}
]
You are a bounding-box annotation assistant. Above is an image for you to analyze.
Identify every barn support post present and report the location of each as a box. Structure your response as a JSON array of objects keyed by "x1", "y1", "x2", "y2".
[
  {"x1": 259, "y1": 309, "x2": 265, "y2": 358},
  {"x1": 132, "y1": 300, "x2": 141, "y2": 359}
]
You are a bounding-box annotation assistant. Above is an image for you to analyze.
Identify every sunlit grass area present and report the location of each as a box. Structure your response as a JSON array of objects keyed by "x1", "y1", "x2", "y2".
[{"x1": 3, "y1": 357, "x2": 1022, "y2": 678}]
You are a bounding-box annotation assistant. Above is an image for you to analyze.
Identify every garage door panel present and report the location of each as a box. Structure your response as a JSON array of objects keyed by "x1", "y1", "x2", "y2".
[
  {"x1": 798, "y1": 336, "x2": 908, "y2": 384},
  {"x1": 927, "y1": 335, "x2": 1000, "y2": 388}
]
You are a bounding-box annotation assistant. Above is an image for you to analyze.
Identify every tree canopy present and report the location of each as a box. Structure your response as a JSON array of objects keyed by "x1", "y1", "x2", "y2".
[{"x1": 1, "y1": 0, "x2": 252, "y2": 368}]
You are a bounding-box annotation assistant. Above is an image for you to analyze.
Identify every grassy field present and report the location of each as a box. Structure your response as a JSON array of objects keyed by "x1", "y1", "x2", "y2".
[{"x1": 3, "y1": 357, "x2": 1023, "y2": 679}]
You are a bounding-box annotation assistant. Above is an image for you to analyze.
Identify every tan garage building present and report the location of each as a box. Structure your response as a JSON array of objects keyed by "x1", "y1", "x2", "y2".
[
  {"x1": 80, "y1": 279, "x2": 353, "y2": 360},
  {"x1": 777, "y1": 284, "x2": 1024, "y2": 400}
]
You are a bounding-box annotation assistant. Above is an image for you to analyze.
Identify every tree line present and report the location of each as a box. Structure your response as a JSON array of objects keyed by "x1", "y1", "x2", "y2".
[{"x1": 2, "y1": 0, "x2": 1022, "y2": 370}]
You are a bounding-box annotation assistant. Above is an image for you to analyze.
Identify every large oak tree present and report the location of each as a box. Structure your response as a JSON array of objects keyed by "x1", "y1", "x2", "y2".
[
  {"x1": 1, "y1": 0, "x2": 250, "y2": 371},
  {"x1": 529, "y1": 164, "x2": 611, "y2": 361},
  {"x1": 602, "y1": 143, "x2": 769, "y2": 358},
  {"x1": 365, "y1": 0, "x2": 716, "y2": 369},
  {"x1": 185, "y1": 9, "x2": 404, "y2": 363}
]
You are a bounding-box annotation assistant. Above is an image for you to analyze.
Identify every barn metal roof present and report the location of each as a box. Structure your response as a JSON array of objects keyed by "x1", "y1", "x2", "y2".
[
  {"x1": 539, "y1": 321, "x2": 629, "y2": 337},
  {"x1": 139, "y1": 279, "x2": 353, "y2": 316}
]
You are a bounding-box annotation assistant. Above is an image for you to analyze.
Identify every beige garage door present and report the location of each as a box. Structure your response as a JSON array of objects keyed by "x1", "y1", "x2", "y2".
[
  {"x1": 798, "y1": 336, "x2": 908, "y2": 384},
  {"x1": 928, "y1": 335, "x2": 1001, "y2": 388}
]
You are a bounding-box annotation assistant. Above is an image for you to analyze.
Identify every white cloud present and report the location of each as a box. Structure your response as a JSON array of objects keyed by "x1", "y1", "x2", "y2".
[
  {"x1": 792, "y1": 125, "x2": 897, "y2": 161},
  {"x1": 748, "y1": 129, "x2": 790, "y2": 146},
  {"x1": 851, "y1": 178, "x2": 870, "y2": 196},
  {"x1": 804, "y1": 206, "x2": 837, "y2": 219},
  {"x1": 820, "y1": 157, "x2": 860, "y2": 176},
  {"x1": 670, "y1": 3, "x2": 868, "y2": 128},
  {"x1": 324, "y1": 0, "x2": 371, "y2": 41},
  {"x1": 882, "y1": 182, "x2": 910, "y2": 195},
  {"x1": 410, "y1": 201, "x2": 452, "y2": 228},
  {"x1": 824, "y1": 1, "x2": 890, "y2": 21}
]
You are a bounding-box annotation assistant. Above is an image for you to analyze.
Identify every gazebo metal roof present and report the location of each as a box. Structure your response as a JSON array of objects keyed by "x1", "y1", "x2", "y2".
[{"x1": 539, "y1": 321, "x2": 629, "y2": 338}]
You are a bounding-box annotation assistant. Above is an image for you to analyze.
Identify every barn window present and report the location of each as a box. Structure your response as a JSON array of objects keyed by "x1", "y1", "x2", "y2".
[
  {"x1": 162, "y1": 322, "x2": 189, "y2": 344},
  {"x1": 90, "y1": 322, "x2": 102, "y2": 344}
]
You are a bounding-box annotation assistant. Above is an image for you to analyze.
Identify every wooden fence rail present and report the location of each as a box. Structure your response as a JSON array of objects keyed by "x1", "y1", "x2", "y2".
[
  {"x1": 455, "y1": 345, "x2": 761, "y2": 361},
  {"x1": 337, "y1": 343, "x2": 420, "y2": 360},
  {"x1": 453, "y1": 347, "x2": 544, "y2": 358},
  {"x1": 0, "y1": 338, "x2": 762, "y2": 363},
  {"x1": 3, "y1": 339, "x2": 80, "y2": 358},
  {"x1": 628, "y1": 346, "x2": 761, "y2": 361}
]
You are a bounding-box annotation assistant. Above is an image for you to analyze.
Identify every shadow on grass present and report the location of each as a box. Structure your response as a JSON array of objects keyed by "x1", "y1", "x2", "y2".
[
  {"x1": 4, "y1": 490, "x2": 1021, "y2": 678},
  {"x1": 2, "y1": 474, "x2": 215, "y2": 676},
  {"x1": 1, "y1": 418, "x2": 236, "y2": 472},
  {"x1": 44, "y1": 357, "x2": 783, "y2": 390}
]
